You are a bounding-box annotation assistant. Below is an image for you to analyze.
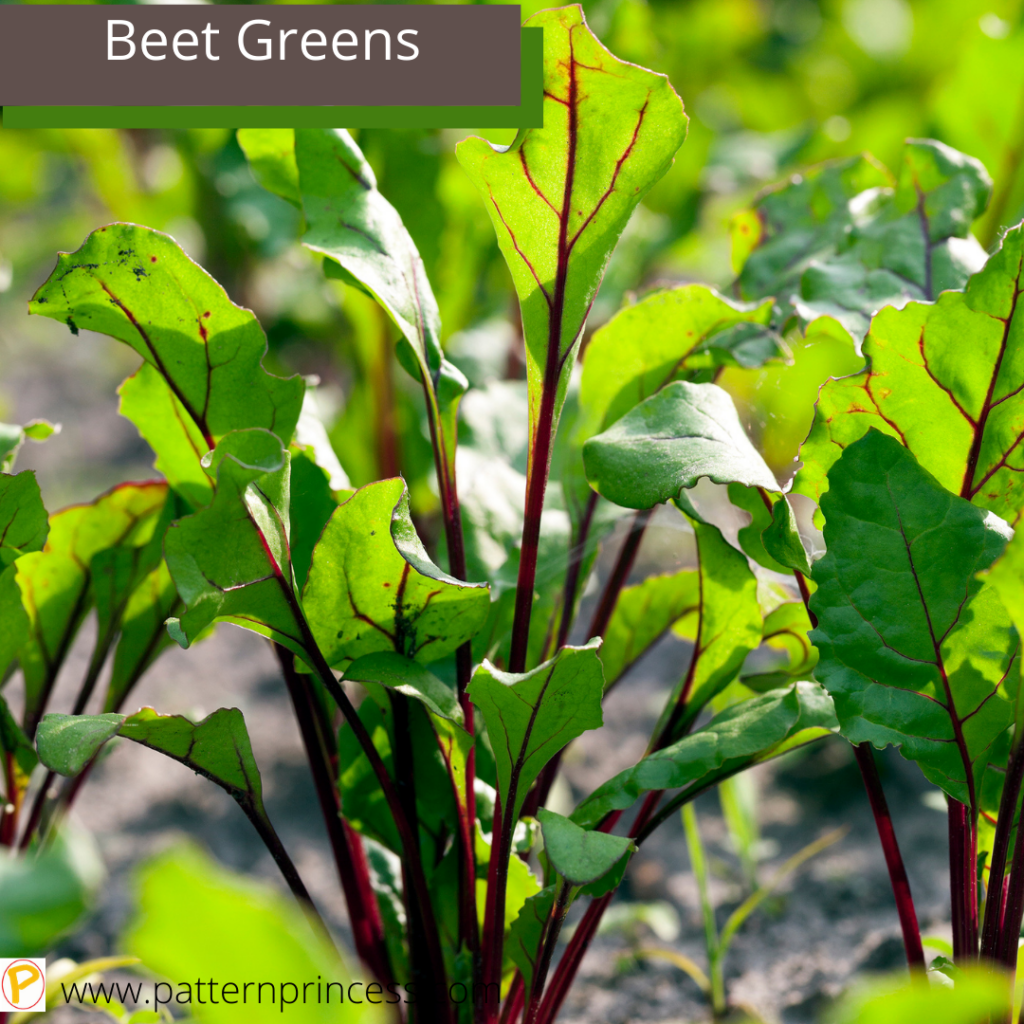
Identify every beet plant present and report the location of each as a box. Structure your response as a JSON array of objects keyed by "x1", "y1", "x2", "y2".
[{"x1": 4, "y1": 5, "x2": 1024, "y2": 1023}]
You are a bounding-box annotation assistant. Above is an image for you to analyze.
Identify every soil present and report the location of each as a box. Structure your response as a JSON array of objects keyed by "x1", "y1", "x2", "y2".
[{"x1": 0, "y1": 318, "x2": 952, "y2": 1024}]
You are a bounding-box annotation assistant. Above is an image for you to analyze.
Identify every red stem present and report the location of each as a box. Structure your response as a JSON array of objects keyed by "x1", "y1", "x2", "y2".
[
  {"x1": 851, "y1": 742, "x2": 925, "y2": 969},
  {"x1": 277, "y1": 645, "x2": 392, "y2": 985},
  {"x1": 949, "y1": 799, "x2": 979, "y2": 960},
  {"x1": 420, "y1": 376, "x2": 479, "y2": 959},
  {"x1": 983, "y1": 737, "x2": 1024, "y2": 961}
]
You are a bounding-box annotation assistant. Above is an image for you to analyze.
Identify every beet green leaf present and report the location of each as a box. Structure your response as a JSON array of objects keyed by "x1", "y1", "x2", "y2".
[
  {"x1": 734, "y1": 140, "x2": 991, "y2": 343},
  {"x1": 457, "y1": 4, "x2": 687, "y2": 460},
  {"x1": 468, "y1": 639, "x2": 604, "y2": 823},
  {"x1": 654, "y1": 514, "x2": 762, "y2": 742},
  {"x1": 30, "y1": 224, "x2": 304, "y2": 508},
  {"x1": 573, "y1": 682, "x2": 836, "y2": 830},
  {"x1": 303, "y1": 477, "x2": 489, "y2": 668},
  {"x1": 583, "y1": 382, "x2": 778, "y2": 510},
  {"x1": 163, "y1": 429, "x2": 304, "y2": 655},
  {"x1": 14, "y1": 481, "x2": 167, "y2": 736},
  {"x1": 795, "y1": 223, "x2": 1024, "y2": 525},
  {"x1": 0, "y1": 472, "x2": 48, "y2": 567},
  {"x1": 810, "y1": 430, "x2": 1017, "y2": 807},
  {"x1": 536, "y1": 809, "x2": 635, "y2": 886},
  {"x1": 508, "y1": 886, "x2": 556, "y2": 997},
  {"x1": 576, "y1": 285, "x2": 776, "y2": 444}
]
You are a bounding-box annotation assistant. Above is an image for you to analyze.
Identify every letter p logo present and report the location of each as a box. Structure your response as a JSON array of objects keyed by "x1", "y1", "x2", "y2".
[{"x1": 0, "y1": 959, "x2": 46, "y2": 1012}]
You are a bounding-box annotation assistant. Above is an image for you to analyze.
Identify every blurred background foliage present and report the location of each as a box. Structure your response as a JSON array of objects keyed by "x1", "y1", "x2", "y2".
[{"x1": 3, "y1": 0, "x2": 1024, "y2": 522}]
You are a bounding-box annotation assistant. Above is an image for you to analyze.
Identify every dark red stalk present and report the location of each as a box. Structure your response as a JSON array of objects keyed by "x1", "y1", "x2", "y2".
[
  {"x1": 852, "y1": 742, "x2": 925, "y2": 969},
  {"x1": 983, "y1": 738, "x2": 1024, "y2": 961},
  {"x1": 524, "y1": 882, "x2": 572, "y2": 1024},
  {"x1": 419, "y1": 376, "x2": 478, "y2": 959},
  {"x1": 509, "y1": 37, "x2": 582, "y2": 677},
  {"x1": 0, "y1": 753, "x2": 21, "y2": 847},
  {"x1": 499, "y1": 974, "x2": 525, "y2": 1024},
  {"x1": 997, "y1": 795, "x2": 1024, "y2": 968},
  {"x1": 277, "y1": 645, "x2": 392, "y2": 985},
  {"x1": 534, "y1": 792, "x2": 663, "y2": 1024},
  {"x1": 949, "y1": 799, "x2": 979, "y2": 959}
]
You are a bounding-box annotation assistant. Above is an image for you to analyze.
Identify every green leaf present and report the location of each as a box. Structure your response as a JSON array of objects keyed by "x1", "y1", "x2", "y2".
[
  {"x1": 163, "y1": 429, "x2": 305, "y2": 656},
  {"x1": 295, "y1": 129, "x2": 467, "y2": 461},
  {"x1": 576, "y1": 285, "x2": 775, "y2": 443},
  {"x1": 345, "y1": 651, "x2": 462, "y2": 723},
  {"x1": 583, "y1": 382, "x2": 778, "y2": 510},
  {"x1": 600, "y1": 569, "x2": 699, "y2": 690},
  {"x1": 810, "y1": 430, "x2": 1017, "y2": 805},
  {"x1": 30, "y1": 224, "x2": 304, "y2": 504},
  {"x1": 468, "y1": 639, "x2": 604, "y2": 821},
  {"x1": 0, "y1": 472, "x2": 48, "y2": 567},
  {"x1": 15, "y1": 481, "x2": 168, "y2": 734},
  {"x1": 572, "y1": 682, "x2": 836, "y2": 829},
  {"x1": 236, "y1": 128, "x2": 301, "y2": 208},
  {"x1": 735, "y1": 141, "x2": 991, "y2": 343},
  {"x1": 119, "y1": 707, "x2": 267, "y2": 815},
  {"x1": 655, "y1": 515, "x2": 763, "y2": 740},
  {"x1": 0, "y1": 823, "x2": 105, "y2": 957},
  {"x1": 457, "y1": 5, "x2": 687, "y2": 462},
  {"x1": 36, "y1": 713, "x2": 125, "y2": 777},
  {"x1": 124, "y1": 844, "x2": 383, "y2": 1024},
  {"x1": 762, "y1": 495, "x2": 812, "y2": 576},
  {"x1": 794, "y1": 222, "x2": 1024, "y2": 525},
  {"x1": 303, "y1": 477, "x2": 489, "y2": 667},
  {"x1": 537, "y1": 808, "x2": 635, "y2": 885},
  {"x1": 0, "y1": 564, "x2": 29, "y2": 682},
  {"x1": 507, "y1": 885, "x2": 556, "y2": 997}
]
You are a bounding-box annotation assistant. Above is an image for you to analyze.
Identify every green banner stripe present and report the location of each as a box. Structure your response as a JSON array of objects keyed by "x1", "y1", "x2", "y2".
[{"x1": 3, "y1": 26, "x2": 542, "y2": 130}]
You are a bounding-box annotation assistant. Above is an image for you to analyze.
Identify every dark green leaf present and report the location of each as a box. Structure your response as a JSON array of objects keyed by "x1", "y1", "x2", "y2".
[
  {"x1": 735, "y1": 141, "x2": 991, "y2": 343},
  {"x1": 295, "y1": 129, "x2": 467, "y2": 458},
  {"x1": 468, "y1": 639, "x2": 604, "y2": 821},
  {"x1": 583, "y1": 382, "x2": 778, "y2": 510},
  {"x1": 573, "y1": 682, "x2": 836, "y2": 829},
  {"x1": 537, "y1": 808, "x2": 635, "y2": 885},
  {"x1": 36, "y1": 713, "x2": 125, "y2": 776},
  {"x1": 810, "y1": 430, "x2": 1016, "y2": 805},
  {"x1": 0, "y1": 694, "x2": 37, "y2": 789},
  {"x1": 0, "y1": 471, "x2": 48, "y2": 567}
]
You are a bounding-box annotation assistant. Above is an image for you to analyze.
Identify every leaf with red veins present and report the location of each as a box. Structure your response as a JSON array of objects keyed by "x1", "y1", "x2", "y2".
[
  {"x1": 163, "y1": 429, "x2": 308, "y2": 658},
  {"x1": 795, "y1": 223, "x2": 1024, "y2": 524},
  {"x1": 810, "y1": 430, "x2": 1017, "y2": 808},
  {"x1": 302, "y1": 477, "x2": 489, "y2": 669},
  {"x1": 456, "y1": 5, "x2": 687, "y2": 452},
  {"x1": 30, "y1": 224, "x2": 304, "y2": 507}
]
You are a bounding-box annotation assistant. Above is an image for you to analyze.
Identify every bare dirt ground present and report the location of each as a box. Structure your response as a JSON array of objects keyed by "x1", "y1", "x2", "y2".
[{"x1": 1, "y1": 318, "x2": 951, "y2": 1023}]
